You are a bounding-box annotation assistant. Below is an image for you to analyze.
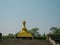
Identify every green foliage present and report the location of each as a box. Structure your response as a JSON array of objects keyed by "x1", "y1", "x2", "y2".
[
  {"x1": 34, "y1": 36, "x2": 47, "y2": 40},
  {"x1": 8, "y1": 33, "x2": 14, "y2": 39},
  {"x1": 2, "y1": 35, "x2": 9, "y2": 39},
  {"x1": 41, "y1": 33, "x2": 47, "y2": 40},
  {"x1": 29, "y1": 27, "x2": 41, "y2": 37},
  {"x1": 2, "y1": 33, "x2": 14, "y2": 39},
  {"x1": 50, "y1": 27, "x2": 60, "y2": 35},
  {"x1": 15, "y1": 32, "x2": 19, "y2": 37},
  {"x1": 0, "y1": 32, "x2": 2, "y2": 39}
]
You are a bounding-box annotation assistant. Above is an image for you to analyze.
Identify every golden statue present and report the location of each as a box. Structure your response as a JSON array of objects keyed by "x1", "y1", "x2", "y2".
[
  {"x1": 22, "y1": 21, "x2": 27, "y2": 31},
  {"x1": 17, "y1": 21, "x2": 32, "y2": 38}
]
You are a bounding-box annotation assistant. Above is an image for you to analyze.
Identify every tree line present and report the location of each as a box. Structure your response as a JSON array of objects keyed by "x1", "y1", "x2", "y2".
[{"x1": 0, "y1": 27, "x2": 60, "y2": 40}]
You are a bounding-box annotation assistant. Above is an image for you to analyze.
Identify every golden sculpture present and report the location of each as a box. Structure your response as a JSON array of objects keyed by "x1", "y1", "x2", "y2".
[{"x1": 17, "y1": 21, "x2": 32, "y2": 37}]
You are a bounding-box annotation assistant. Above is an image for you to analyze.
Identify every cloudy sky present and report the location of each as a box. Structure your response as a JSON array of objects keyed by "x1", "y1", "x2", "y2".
[{"x1": 0, "y1": 0, "x2": 60, "y2": 35}]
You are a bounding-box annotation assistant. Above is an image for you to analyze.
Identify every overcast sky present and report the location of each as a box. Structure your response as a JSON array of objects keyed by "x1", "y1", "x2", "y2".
[{"x1": 0, "y1": 0, "x2": 60, "y2": 35}]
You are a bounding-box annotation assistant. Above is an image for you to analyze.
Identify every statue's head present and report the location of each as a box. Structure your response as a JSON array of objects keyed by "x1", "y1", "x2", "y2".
[{"x1": 23, "y1": 21, "x2": 26, "y2": 26}]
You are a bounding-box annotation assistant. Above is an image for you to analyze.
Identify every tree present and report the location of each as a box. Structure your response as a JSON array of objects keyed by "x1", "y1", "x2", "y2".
[
  {"x1": 2, "y1": 35, "x2": 9, "y2": 39},
  {"x1": 41, "y1": 33, "x2": 47, "y2": 40},
  {"x1": 2, "y1": 33, "x2": 14, "y2": 39},
  {"x1": 0, "y1": 32, "x2": 2, "y2": 39},
  {"x1": 50, "y1": 27, "x2": 60, "y2": 35},
  {"x1": 29, "y1": 27, "x2": 41, "y2": 37},
  {"x1": 8, "y1": 33, "x2": 14, "y2": 39}
]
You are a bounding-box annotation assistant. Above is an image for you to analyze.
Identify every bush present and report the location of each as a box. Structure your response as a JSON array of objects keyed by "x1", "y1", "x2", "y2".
[
  {"x1": 34, "y1": 36, "x2": 47, "y2": 40},
  {"x1": 2, "y1": 36, "x2": 9, "y2": 39}
]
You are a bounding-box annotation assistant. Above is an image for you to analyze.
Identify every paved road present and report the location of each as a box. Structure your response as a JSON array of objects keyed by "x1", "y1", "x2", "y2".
[{"x1": 0, "y1": 39, "x2": 50, "y2": 45}]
